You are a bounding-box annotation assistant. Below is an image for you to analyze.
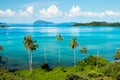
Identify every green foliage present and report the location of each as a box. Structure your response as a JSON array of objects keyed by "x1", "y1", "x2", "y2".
[
  {"x1": 1, "y1": 56, "x2": 119, "y2": 80},
  {"x1": 23, "y1": 35, "x2": 39, "y2": 51},
  {"x1": 104, "y1": 62, "x2": 120, "y2": 79},
  {"x1": 82, "y1": 55, "x2": 109, "y2": 67},
  {"x1": 56, "y1": 34, "x2": 63, "y2": 42},
  {"x1": 65, "y1": 74, "x2": 88, "y2": 80},
  {"x1": 80, "y1": 47, "x2": 87, "y2": 53},
  {"x1": 116, "y1": 72, "x2": 120, "y2": 80},
  {"x1": 114, "y1": 49, "x2": 120, "y2": 60},
  {"x1": 0, "y1": 69, "x2": 26, "y2": 80},
  {"x1": 40, "y1": 63, "x2": 50, "y2": 71},
  {"x1": 87, "y1": 71, "x2": 103, "y2": 78},
  {"x1": 73, "y1": 21, "x2": 120, "y2": 26},
  {"x1": 69, "y1": 38, "x2": 78, "y2": 49}
]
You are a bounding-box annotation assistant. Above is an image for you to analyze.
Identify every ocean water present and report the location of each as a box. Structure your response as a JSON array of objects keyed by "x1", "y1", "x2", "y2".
[{"x1": 0, "y1": 26, "x2": 120, "y2": 70}]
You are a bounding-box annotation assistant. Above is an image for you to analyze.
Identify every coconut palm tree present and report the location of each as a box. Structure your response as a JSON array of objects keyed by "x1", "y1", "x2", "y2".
[
  {"x1": 56, "y1": 34, "x2": 63, "y2": 65},
  {"x1": 0, "y1": 45, "x2": 4, "y2": 61},
  {"x1": 114, "y1": 48, "x2": 120, "y2": 61},
  {"x1": 80, "y1": 47, "x2": 87, "y2": 61},
  {"x1": 96, "y1": 49, "x2": 100, "y2": 72},
  {"x1": 69, "y1": 38, "x2": 78, "y2": 67},
  {"x1": 23, "y1": 35, "x2": 38, "y2": 74}
]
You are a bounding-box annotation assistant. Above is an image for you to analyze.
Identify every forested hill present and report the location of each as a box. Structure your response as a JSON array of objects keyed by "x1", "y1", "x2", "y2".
[{"x1": 72, "y1": 22, "x2": 120, "y2": 26}]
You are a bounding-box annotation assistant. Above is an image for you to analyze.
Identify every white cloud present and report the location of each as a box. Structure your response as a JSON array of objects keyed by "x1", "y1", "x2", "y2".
[
  {"x1": 0, "y1": 6, "x2": 34, "y2": 17},
  {"x1": 26, "y1": 6, "x2": 33, "y2": 14},
  {"x1": 39, "y1": 5, "x2": 62, "y2": 17},
  {"x1": 68, "y1": 6, "x2": 80, "y2": 17},
  {"x1": 0, "y1": 5, "x2": 120, "y2": 22},
  {"x1": 0, "y1": 9, "x2": 15, "y2": 17},
  {"x1": 67, "y1": 6, "x2": 120, "y2": 18}
]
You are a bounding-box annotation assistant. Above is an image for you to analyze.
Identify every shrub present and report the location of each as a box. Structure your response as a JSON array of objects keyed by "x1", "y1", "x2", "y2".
[
  {"x1": 104, "y1": 62, "x2": 120, "y2": 79},
  {"x1": 116, "y1": 72, "x2": 120, "y2": 80},
  {"x1": 0, "y1": 69, "x2": 26, "y2": 80},
  {"x1": 65, "y1": 74, "x2": 88, "y2": 80},
  {"x1": 84, "y1": 55, "x2": 109, "y2": 67},
  {"x1": 114, "y1": 49, "x2": 120, "y2": 60},
  {"x1": 87, "y1": 71, "x2": 103, "y2": 78},
  {"x1": 61, "y1": 67, "x2": 66, "y2": 72},
  {"x1": 40, "y1": 63, "x2": 50, "y2": 71}
]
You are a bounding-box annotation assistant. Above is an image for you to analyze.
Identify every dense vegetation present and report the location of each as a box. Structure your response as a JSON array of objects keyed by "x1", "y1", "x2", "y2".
[
  {"x1": 0, "y1": 55, "x2": 120, "y2": 80},
  {"x1": 73, "y1": 21, "x2": 120, "y2": 26}
]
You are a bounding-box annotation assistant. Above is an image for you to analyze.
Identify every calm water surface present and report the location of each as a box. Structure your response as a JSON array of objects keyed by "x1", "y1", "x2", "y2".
[{"x1": 0, "y1": 26, "x2": 120, "y2": 70}]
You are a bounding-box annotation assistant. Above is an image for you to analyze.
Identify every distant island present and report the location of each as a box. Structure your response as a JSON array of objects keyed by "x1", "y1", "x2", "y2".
[
  {"x1": 0, "y1": 22, "x2": 10, "y2": 28},
  {"x1": 33, "y1": 20, "x2": 54, "y2": 26},
  {"x1": 33, "y1": 20, "x2": 75, "y2": 26},
  {"x1": 72, "y1": 21, "x2": 120, "y2": 26}
]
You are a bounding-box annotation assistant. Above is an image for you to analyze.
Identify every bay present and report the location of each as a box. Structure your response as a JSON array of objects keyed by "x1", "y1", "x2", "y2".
[{"x1": 0, "y1": 26, "x2": 120, "y2": 70}]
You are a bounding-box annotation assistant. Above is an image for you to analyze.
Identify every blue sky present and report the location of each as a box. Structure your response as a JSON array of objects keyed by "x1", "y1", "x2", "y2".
[{"x1": 0, "y1": 0, "x2": 120, "y2": 23}]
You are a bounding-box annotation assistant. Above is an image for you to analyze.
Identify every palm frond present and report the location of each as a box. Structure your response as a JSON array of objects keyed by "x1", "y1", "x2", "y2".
[{"x1": 69, "y1": 38, "x2": 78, "y2": 49}]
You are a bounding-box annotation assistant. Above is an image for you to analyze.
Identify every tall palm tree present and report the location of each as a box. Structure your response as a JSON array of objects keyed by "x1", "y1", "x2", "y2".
[
  {"x1": 56, "y1": 34, "x2": 63, "y2": 65},
  {"x1": 23, "y1": 35, "x2": 38, "y2": 74},
  {"x1": 96, "y1": 49, "x2": 100, "y2": 72},
  {"x1": 80, "y1": 47, "x2": 87, "y2": 61},
  {"x1": 114, "y1": 48, "x2": 120, "y2": 61},
  {"x1": 0, "y1": 45, "x2": 4, "y2": 61},
  {"x1": 69, "y1": 38, "x2": 78, "y2": 67}
]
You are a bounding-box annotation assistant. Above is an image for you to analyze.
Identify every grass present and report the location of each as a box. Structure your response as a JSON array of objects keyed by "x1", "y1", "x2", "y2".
[{"x1": 1, "y1": 55, "x2": 120, "y2": 80}]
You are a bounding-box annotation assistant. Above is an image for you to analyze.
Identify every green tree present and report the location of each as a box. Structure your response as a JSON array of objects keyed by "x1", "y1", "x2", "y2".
[
  {"x1": 0, "y1": 45, "x2": 4, "y2": 61},
  {"x1": 114, "y1": 48, "x2": 120, "y2": 60},
  {"x1": 56, "y1": 34, "x2": 63, "y2": 65},
  {"x1": 23, "y1": 35, "x2": 38, "y2": 74},
  {"x1": 69, "y1": 38, "x2": 78, "y2": 67},
  {"x1": 80, "y1": 47, "x2": 87, "y2": 61}
]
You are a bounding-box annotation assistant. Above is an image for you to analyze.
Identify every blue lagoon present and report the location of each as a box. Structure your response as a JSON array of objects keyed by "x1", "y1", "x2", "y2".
[{"x1": 0, "y1": 26, "x2": 120, "y2": 70}]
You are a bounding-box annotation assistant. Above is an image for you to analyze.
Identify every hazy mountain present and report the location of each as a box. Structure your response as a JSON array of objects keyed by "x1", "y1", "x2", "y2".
[
  {"x1": 33, "y1": 20, "x2": 76, "y2": 26},
  {"x1": 33, "y1": 20, "x2": 54, "y2": 26}
]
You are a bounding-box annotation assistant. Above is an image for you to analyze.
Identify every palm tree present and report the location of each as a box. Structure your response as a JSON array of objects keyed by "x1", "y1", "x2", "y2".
[
  {"x1": 114, "y1": 48, "x2": 120, "y2": 61},
  {"x1": 23, "y1": 34, "x2": 38, "y2": 74},
  {"x1": 69, "y1": 38, "x2": 78, "y2": 67},
  {"x1": 96, "y1": 49, "x2": 100, "y2": 72},
  {"x1": 56, "y1": 34, "x2": 63, "y2": 65},
  {"x1": 0, "y1": 45, "x2": 4, "y2": 61},
  {"x1": 80, "y1": 47, "x2": 87, "y2": 61}
]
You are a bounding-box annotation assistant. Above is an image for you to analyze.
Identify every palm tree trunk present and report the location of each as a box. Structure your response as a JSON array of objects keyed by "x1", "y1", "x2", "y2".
[
  {"x1": 73, "y1": 49, "x2": 76, "y2": 67},
  {"x1": 96, "y1": 50, "x2": 99, "y2": 72},
  {"x1": 58, "y1": 43, "x2": 60, "y2": 64},
  {"x1": 0, "y1": 52, "x2": 2, "y2": 61},
  {"x1": 83, "y1": 53, "x2": 85, "y2": 62},
  {"x1": 28, "y1": 50, "x2": 32, "y2": 74},
  {"x1": 44, "y1": 45, "x2": 47, "y2": 63}
]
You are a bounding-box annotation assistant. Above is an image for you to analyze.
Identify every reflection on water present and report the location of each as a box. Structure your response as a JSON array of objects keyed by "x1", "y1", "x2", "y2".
[{"x1": 0, "y1": 26, "x2": 119, "y2": 70}]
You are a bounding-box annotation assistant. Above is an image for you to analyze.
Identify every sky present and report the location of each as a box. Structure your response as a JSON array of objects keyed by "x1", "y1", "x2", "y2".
[{"x1": 0, "y1": 0, "x2": 120, "y2": 23}]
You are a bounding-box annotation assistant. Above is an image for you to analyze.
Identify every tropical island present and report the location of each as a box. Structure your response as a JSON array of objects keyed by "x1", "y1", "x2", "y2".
[
  {"x1": 72, "y1": 21, "x2": 120, "y2": 26},
  {"x1": 0, "y1": 22, "x2": 10, "y2": 28}
]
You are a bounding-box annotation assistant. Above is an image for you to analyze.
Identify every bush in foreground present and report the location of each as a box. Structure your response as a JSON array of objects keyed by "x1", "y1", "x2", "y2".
[
  {"x1": 65, "y1": 74, "x2": 88, "y2": 80},
  {"x1": 40, "y1": 63, "x2": 51, "y2": 71},
  {"x1": 104, "y1": 62, "x2": 120, "y2": 80}
]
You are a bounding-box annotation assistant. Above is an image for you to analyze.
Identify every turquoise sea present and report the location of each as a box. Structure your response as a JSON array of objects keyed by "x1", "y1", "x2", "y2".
[{"x1": 0, "y1": 26, "x2": 120, "y2": 70}]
